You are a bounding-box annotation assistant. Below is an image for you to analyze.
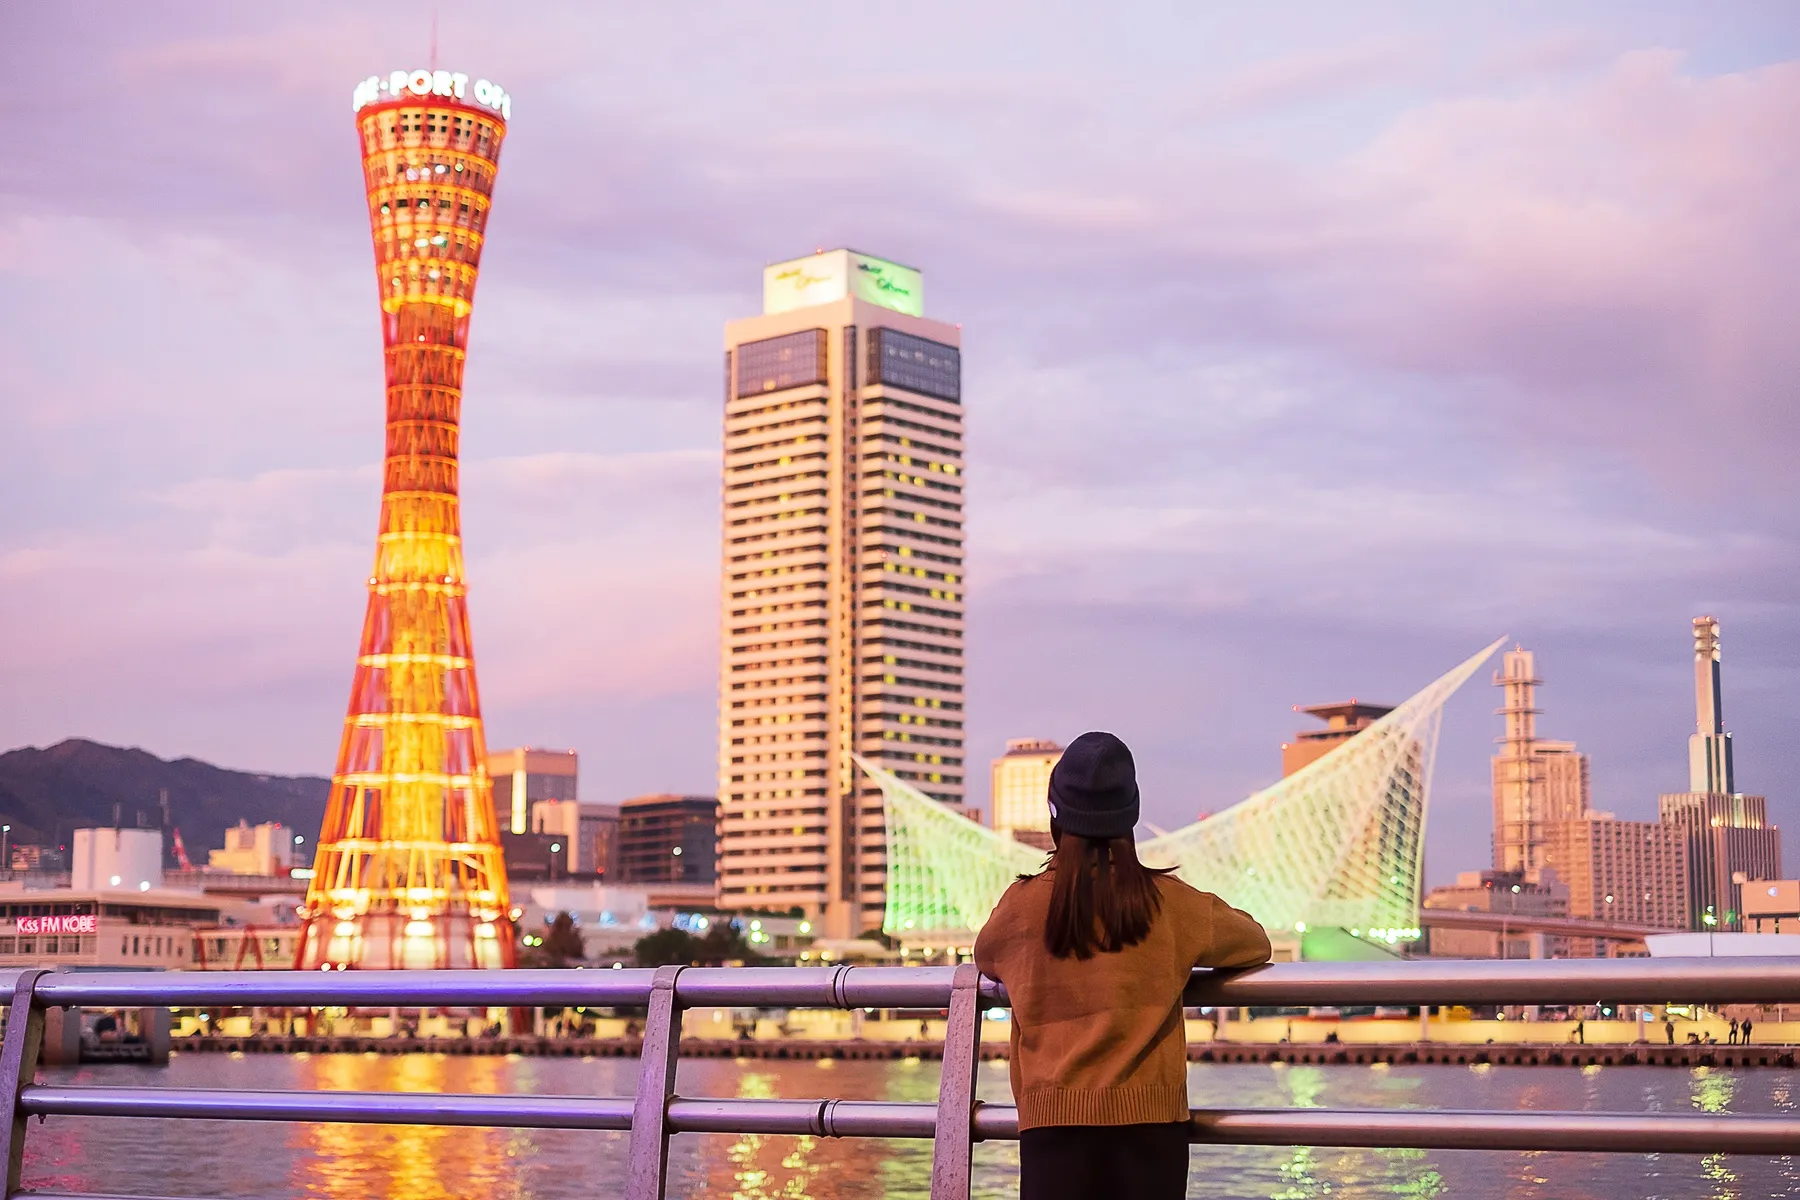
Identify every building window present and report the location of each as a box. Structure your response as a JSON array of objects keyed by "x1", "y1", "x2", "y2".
[
  {"x1": 735, "y1": 330, "x2": 828, "y2": 398},
  {"x1": 868, "y1": 329, "x2": 960, "y2": 402}
]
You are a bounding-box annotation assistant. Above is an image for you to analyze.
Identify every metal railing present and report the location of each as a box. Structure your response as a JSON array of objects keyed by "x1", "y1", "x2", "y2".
[{"x1": 6, "y1": 957, "x2": 1800, "y2": 1199}]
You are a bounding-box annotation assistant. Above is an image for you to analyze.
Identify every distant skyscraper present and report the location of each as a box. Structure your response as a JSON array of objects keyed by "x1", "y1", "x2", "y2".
[
  {"x1": 297, "y1": 68, "x2": 516, "y2": 971},
  {"x1": 1688, "y1": 615, "x2": 1735, "y2": 794},
  {"x1": 1492, "y1": 647, "x2": 1591, "y2": 872},
  {"x1": 1659, "y1": 616, "x2": 1780, "y2": 930},
  {"x1": 618, "y1": 795, "x2": 720, "y2": 886},
  {"x1": 1281, "y1": 701, "x2": 1393, "y2": 778},
  {"x1": 990, "y1": 739, "x2": 1063, "y2": 846},
  {"x1": 488, "y1": 747, "x2": 579, "y2": 836},
  {"x1": 717, "y1": 249, "x2": 965, "y2": 938}
]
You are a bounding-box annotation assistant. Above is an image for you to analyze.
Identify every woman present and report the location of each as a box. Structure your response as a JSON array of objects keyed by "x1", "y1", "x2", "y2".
[{"x1": 974, "y1": 731, "x2": 1271, "y2": 1200}]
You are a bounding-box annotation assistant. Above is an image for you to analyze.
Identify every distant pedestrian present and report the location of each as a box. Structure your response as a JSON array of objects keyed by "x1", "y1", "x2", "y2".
[
  {"x1": 1729, "y1": 1018, "x2": 1739, "y2": 1044},
  {"x1": 973, "y1": 732, "x2": 1271, "y2": 1200},
  {"x1": 1665, "y1": 1019, "x2": 1675, "y2": 1045},
  {"x1": 1742, "y1": 1019, "x2": 1753, "y2": 1044},
  {"x1": 1569, "y1": 1020, "x2": 1585, "y2": 1045}
]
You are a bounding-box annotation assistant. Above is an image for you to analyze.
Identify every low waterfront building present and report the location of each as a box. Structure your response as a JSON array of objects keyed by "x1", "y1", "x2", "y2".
[
  {"x1": 1423, "y1": 868, "x2": 1570, "y2": 959},
  {"x1": 0, "y1": 885, "x2": 232, "y2": 970},
  {"x1": 193, "y1": 924, "x2": 304, "y2": 970},
  {"x1": 509, "y1": 882, "x2": 814, "y2": 963},
  {"x1": 206, "y1": 820, "x2": 296, "y2": 876}
]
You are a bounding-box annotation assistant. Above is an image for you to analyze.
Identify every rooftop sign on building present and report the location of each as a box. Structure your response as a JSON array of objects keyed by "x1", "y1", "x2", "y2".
[{"x1": 763, "y1": 250, "x2": 924, "y2": 318}]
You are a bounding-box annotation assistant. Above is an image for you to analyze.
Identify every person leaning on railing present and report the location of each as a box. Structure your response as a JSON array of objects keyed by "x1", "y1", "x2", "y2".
[{"x1": 975, "y1": 732, "x2": 1271, "y2": 1200}]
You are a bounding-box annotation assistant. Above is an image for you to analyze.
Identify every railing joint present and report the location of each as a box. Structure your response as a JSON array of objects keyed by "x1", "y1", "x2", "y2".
[
  {"x1": 624, "y1": 964, "x2": 685, "y2": 1200},
  {"x1": 1, "y1": 968, "x2": 49, "y2": 1199}
]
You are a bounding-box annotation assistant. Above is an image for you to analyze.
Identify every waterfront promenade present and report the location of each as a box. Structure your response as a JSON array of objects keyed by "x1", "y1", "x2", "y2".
[{"x1": 166, "y1": 1029, "x2": 1800, "y2": 1070}]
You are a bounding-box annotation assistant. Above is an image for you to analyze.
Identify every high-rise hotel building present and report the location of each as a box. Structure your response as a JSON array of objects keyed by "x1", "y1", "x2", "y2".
[{"x1": 718, "y1": 250, "x2": 965, "y2": 939}]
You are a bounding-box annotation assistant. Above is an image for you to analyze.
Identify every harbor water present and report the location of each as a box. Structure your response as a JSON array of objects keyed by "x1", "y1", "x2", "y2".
[{"x1": 23, "y1": 1052, "x2": 1800, "y2": 1198}]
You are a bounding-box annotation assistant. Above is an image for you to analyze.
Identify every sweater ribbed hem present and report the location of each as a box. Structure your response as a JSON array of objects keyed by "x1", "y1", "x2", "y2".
[{"x1": 1016, "y1": 1084, "x2": 1190, "y2": 1131}]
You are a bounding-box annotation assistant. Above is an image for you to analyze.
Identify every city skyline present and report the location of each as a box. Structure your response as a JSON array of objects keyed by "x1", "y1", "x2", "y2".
[{"x1": 3, "y1": 4, "x2": 1798, "y2": 891}]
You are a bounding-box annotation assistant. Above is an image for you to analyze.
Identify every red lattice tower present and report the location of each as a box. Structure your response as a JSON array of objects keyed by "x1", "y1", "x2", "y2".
[{"x1": 296, "y1": 70, "x2": 516, "y2": 970}]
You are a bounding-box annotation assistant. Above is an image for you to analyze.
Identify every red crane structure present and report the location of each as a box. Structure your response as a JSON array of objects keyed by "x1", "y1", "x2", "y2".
[{"x1": 294, "y1": 68, "x2": 516, "y2": 971}]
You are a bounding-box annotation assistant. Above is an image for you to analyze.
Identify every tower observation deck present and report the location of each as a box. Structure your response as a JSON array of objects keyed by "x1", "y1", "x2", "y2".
[{"x1": 296, "y1": 69, "x2": 515, "y2": 970}]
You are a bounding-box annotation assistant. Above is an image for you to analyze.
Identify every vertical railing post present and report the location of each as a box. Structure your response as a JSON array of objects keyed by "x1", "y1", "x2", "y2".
[
  {"x1": 625, "y1": 965, "x2": 685, "y2": 1200},
  {"x1": 0, "y1": 969, "x2": 48, "y2": 1199},
  {"x1": 930, "y1": 962, "x2": 983, "y2": 1200}
]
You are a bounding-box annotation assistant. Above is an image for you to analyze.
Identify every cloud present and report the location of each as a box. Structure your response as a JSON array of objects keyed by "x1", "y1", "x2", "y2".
[{"x1": 4, "y1": 3, "x2": 1799, "y2": 872}]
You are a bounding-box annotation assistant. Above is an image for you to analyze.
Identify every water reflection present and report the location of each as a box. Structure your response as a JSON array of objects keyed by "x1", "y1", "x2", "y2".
[{"x1": 22, "y1": 1056, "x2": 1800, "y2": 1199}]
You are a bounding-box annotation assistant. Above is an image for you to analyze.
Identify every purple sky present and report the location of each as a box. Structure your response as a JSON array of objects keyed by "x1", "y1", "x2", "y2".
[{"x1": 3, "y1": 3, "x2": 1797, "y2": 886}]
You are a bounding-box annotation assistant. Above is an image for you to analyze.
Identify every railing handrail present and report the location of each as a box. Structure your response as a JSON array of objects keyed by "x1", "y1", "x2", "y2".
[
  {"x1": 7, "y1": 957, "x2": 1800, "y2": 1200},
  {"x1": 18, "y1": 954, "x2": 1800, "y2": 1010}
]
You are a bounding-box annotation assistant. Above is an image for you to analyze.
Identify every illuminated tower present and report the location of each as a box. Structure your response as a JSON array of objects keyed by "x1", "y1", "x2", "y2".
[{"x1": 296, "y1": 68, "x2": 516, "y2": 970}]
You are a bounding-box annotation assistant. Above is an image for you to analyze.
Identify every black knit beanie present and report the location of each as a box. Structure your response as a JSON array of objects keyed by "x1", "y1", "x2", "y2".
[{"x1": 1047, "y1": 731, "x2": 1140, "y2": 840}]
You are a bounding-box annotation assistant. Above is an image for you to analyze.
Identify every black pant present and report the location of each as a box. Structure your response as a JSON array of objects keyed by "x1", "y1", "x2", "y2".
[{"x1": 1019, "y1": 1121, "x2": 1190, "y2": 1200}]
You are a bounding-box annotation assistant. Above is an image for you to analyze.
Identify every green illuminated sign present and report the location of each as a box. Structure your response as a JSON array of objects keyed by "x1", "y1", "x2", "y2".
[{"x1": 764, "y1": 250, "x2": 924, "y2": 318}]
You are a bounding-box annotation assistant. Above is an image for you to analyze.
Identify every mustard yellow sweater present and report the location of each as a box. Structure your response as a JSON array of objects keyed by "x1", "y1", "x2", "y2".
[{"x1": 972, "y1": 873, "x2": 1271, "y2": 1130}]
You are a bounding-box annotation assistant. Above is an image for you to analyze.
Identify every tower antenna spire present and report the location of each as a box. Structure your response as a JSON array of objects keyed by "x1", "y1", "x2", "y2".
[{"x1": 429, "y1": 9, "x2": 439, "y2": 71}]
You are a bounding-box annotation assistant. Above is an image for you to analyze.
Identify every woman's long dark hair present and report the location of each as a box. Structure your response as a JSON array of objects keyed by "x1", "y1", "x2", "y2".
[{"x1": 1031, "y1": 826, "x2": 1176, "y2": 960}]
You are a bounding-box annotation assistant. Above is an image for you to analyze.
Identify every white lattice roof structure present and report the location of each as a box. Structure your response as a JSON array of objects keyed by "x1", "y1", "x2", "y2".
[{"x1": 864, "y1": 639, "x2": 1503, "y2": 947}]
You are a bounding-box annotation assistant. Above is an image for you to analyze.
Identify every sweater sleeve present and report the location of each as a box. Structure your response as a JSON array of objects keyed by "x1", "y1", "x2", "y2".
[
  {"x1": 1204, "y1": 894, "x2": 1273, "y2": 968},
  {"x1": 973, "y1": 884, "x2": 1015, "y2": 979}
]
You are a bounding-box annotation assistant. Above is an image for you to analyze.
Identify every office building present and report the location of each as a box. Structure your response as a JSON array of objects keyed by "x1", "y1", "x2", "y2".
[
  {"x1": 619, "y1": 795, "x2": 719, "y2": 886},
  {"x1": 718, "y1": 249, "x2": 965, "y2": 938},
  {"x1": 499, "y1": 831, "x2": 567, "y2": 883},
  {"x1": 206, "y1": 821, "x2": 296, "y2": 877},
  {"x1": 8, "y1": 845, "x2": 64, "y2": 873},
  {"x1": 489, "y1": 747, "x2": 579, "y2": 837},
  {"x1": 1658, "y1": 617, "x2": 1782, "y2": 930},
  {"x1": 1541, "y1": 814, "x2": 1689, "y2": 934},
  {"x1": 1660, "y1": 791, "x2": 1779, "y2": 930},
  {"x1": 298, "y1": 67, "x2": 517, "y2": 970},
  {"x1": 990, "y1": 739, "x2": 1062, "y2": 843},
  {"x1": 1281, "y1": 701, "x2": 1393, "y2": 777},
  {"x1": 1492, "y1": 647, "x2": 1591, "y2": 871},
  {"x1": 530, "y1": 798, "x2": 621, "y2": 878}
]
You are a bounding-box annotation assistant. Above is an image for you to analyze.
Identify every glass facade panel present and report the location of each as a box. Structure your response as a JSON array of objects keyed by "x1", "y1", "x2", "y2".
[
  {"x1": 868, "y1": 328, "x2": 960, "y2": 403},
  {"x1": 734, "y1": 329, "x2": 828, "y2": 398}
]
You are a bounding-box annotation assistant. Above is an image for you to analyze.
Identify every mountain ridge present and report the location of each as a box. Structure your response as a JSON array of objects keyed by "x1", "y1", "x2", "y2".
[{"x1": 0, "y1": 738, "x2": 330, "y2": 855}]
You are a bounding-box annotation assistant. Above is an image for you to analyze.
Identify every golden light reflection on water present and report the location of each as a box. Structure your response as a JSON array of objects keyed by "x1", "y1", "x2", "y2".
[
  {"x1": 1690, "y1": 1067, "x2": 1742, "y2": 1199},
  {"x1": 23, "y1": 1055, "x2": 1800, "y2": 1199},
  {"x1": 291, "y1": 1053, "x2": 536, "y2": 1200},
  {"x1": 674, "y1": 1058, "x2": 933, "y2": 1200}
]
